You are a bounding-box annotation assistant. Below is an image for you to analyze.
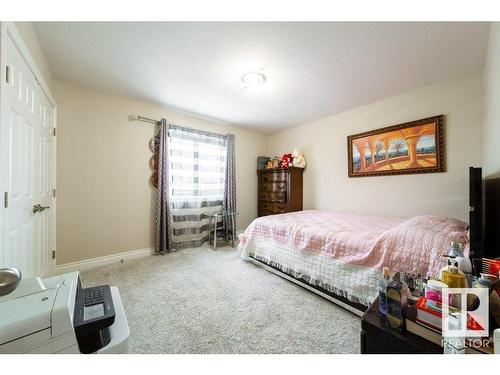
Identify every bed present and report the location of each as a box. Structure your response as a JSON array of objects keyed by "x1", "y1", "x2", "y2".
[{"x1": 238, "y1": 210, "x2": 469, "y2": 315}]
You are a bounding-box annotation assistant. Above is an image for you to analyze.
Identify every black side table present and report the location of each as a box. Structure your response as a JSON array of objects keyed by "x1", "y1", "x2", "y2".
[{"x1": 361, "y1": 297, "x2": 442, "y2": 354}]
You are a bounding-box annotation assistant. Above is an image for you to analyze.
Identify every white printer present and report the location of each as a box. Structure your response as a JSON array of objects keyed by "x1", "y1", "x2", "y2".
[{"x1": 0, "y1": 271, "x2": 129, "y2": 354}]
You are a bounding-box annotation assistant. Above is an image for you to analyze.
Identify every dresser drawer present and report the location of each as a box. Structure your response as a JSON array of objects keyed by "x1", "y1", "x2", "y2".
[
  {"x1": 260, "y1": 173, "x2": 287, "y2": 184},
  {"x1": 259, "y1": 201, "x2": 288, "y2": 213},
  {"x1": 260, "y1": 181, "x2": 287, "y2": 193},
  {"x1": 259, "y1": 191, "x2": 286, "y2": 203}
]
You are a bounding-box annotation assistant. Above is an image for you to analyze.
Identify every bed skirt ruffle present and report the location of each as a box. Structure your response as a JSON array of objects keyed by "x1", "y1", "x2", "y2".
[{"x1": 239, "y1": 236, "x2": 379, "y2": 307}]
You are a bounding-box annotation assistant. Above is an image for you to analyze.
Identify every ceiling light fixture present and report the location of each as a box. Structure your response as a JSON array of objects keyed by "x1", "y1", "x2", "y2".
[{"x1": 241, "y1": 71, "x2": 266, "y2": 87}]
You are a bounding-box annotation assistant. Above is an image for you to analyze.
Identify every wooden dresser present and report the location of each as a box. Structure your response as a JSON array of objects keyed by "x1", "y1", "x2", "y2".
[{"x1": 257, "y1": 167, "x2": 303, "y2": 217}]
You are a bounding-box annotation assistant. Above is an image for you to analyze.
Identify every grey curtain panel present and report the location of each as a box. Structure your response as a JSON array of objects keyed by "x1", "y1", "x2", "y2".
[
  {"x1": 154, "y1": 118, "x2": 173, "y2": 254},
  {"x1": 223, "y1": 134, "x2": 236, "y2": 234}
]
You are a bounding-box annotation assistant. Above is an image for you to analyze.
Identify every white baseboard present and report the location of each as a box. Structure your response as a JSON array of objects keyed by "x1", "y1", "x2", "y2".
[{"x1": 53, "y1": 247, "x2": 153, "y2": 275}]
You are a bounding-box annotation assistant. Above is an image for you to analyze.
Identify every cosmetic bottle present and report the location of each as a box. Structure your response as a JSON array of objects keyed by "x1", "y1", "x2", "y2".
[
  {"x1": 378, "y1": 267, "x2": 390, "y2": 316},
  {"x1": 386, "y1": 273, "x2": 408, "y2": 331}
]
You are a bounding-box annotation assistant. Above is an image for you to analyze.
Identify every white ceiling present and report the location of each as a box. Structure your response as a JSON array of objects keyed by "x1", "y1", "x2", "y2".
[{"x1": 33, "y1": 22, "x2": 490, "y2": 133}]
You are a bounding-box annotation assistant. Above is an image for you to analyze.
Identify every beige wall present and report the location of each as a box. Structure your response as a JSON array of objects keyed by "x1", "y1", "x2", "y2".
[
  {"x1": 12, "y1": 22, "x2": 492, "y2": 265},
  {"x1": 267, "y1": 72, "x2": 484, "y2": 222},
  {"x1": 55, "y1": 81, "x2": 267, "y2": 264},
  {"x1": 484, "y1": 23, "x2": 500, "y2": 179},
  {"x1": 14, "y1": 22, "x2": 54, "y2": 93}
]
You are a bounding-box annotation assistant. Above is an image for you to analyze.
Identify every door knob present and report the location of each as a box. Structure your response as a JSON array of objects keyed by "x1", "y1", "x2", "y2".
[{"x1": 33, "y1": 204, "x2": 50, "y2": 213}]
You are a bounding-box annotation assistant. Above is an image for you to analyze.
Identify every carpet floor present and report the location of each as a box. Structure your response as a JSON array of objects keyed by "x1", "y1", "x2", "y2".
[{"x1": 80, "y1": 246, "x2": 361, "y2": 354}]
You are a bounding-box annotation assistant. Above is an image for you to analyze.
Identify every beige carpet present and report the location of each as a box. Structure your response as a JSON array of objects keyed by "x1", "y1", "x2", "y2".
[{"x1": 80, "y1": 246, "x2": 361, "y2": 353}]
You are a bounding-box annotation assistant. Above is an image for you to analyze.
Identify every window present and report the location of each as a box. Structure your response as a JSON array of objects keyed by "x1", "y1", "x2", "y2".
[{"x1": 168, "y1": 126, "x2": 227, "y2": 248}]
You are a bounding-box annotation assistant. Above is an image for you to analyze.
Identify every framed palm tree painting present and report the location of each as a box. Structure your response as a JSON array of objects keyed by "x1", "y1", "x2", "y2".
[{"x1": 347, "y1": 115, "x2": 445, "y2": 177}]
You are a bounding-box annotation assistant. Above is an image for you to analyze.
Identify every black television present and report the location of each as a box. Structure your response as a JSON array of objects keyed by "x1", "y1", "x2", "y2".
[
  {"x1": 470, "y1": 166, "x2": 500, "y2": 259},
  {"x1": 484, "y1": 176, "x2": 500, "y2": 258},
  {"x1": 469, "y1": 167, "x2": 483, "y2": 258}
]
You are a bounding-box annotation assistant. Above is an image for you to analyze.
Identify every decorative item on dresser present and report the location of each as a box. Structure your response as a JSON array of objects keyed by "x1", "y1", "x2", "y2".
[{"x1": 257, "y1": 167, "x2": 303, "y2": 217}]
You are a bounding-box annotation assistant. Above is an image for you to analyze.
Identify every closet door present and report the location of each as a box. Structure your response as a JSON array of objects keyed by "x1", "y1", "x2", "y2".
[
  {"x1": 1, "y1": 31, "x2": 53, "y2": 277},
  {"x1": 35, "y1": 90, "x2": 55, "y2": 275}
]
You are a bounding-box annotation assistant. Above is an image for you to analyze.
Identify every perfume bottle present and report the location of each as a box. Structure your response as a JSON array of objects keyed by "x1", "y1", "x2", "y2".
[
  {"x1": 378, "y1": 267, "x2": 390, "y2": 316},
  {"x1": 386, "y1": 273, "x2": 408, "y2": 331}
]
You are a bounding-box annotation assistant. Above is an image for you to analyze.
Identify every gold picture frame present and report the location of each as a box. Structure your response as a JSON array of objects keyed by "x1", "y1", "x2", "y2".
[{"x1": 347, "y1": 115, "x2": 445, "y2": 177}]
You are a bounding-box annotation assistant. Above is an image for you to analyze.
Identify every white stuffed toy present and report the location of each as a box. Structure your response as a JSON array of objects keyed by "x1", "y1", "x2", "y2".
[{"x1": 292, "y1": 148, "x2": 307, "y2": 168}]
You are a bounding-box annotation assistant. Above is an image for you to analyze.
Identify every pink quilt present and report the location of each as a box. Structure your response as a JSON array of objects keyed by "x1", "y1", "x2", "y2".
[{"x1": 239, "y1": 210, "x2": 469, "y2": 277}]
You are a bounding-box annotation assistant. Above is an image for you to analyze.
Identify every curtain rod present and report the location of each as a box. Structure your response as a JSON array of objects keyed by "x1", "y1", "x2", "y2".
[
  {"x1": 128, "y1": 114, "x2": 160, "y2": 125},
  {"x1": 129, "y1": 114, "x2": 231, "y2": 139}
]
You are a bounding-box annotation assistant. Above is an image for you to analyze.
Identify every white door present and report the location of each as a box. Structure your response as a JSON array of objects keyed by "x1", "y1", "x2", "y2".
[
  {"x1": 1, "y1": 31, "x2": 54, "y2": 277},
  {"x1": 35, "y1": 89, "x2": 55, "y2": 275}
]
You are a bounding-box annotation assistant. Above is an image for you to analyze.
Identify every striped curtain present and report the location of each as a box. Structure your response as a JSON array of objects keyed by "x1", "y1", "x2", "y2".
[{"x1": 168, "y1": 125, "x2": 228, "y2": 249}]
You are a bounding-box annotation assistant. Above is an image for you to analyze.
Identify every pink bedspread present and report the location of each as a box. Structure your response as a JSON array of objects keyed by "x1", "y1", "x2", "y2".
[{"x1": 240, "y1": 210, "x2": 469, "y2": 277}]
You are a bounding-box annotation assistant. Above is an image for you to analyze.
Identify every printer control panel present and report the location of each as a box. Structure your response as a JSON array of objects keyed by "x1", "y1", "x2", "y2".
[
  {"x1": 84, "y1": 286, "x2": 105, "y2": 305},
  {"x1": 73, "y1": 282, "x2": 116, "y2": 353},
  {"x1": 82, "y1": 287, "x2": 107, "y2": 321}
]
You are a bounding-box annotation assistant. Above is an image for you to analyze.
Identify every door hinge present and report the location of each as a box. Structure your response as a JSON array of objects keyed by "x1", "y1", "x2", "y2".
[
  {"x1": 52, "y1": 188, "x2": 56, "y2": 198},
  {"x1": 4, "y1": 192, "x2": 8, "y2": 208},
  {"x1": 51, "y1": 250, "x2": 56, "y2": 260},
  {"x1": 52, "y1": 128, "x2": 56, "y2": 136},
  {"x1": 5, "y1": 66, "x2": 10, "y2": 84}
]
